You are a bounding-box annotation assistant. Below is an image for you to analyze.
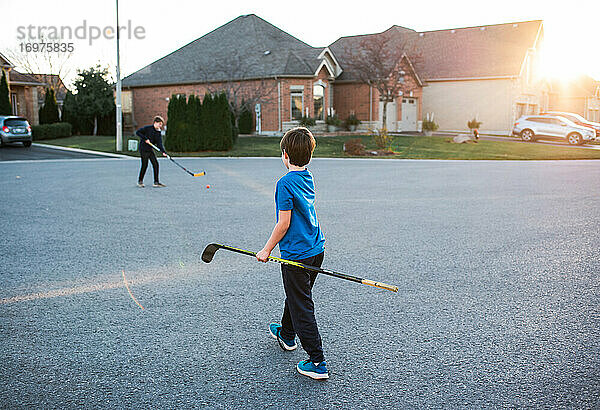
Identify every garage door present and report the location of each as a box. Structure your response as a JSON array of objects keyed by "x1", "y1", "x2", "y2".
[{"x1": 401, "y1": 98, "x2": 417, "y2": 132}]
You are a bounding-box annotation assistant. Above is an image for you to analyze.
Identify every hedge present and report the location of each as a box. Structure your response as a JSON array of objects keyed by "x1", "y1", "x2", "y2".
[
  {"x1": 165, "y1": 92, "x2": 234, "y2": 152},
  {"x1": 32, "y1": 122, "x2": 72, "y2": 140}
]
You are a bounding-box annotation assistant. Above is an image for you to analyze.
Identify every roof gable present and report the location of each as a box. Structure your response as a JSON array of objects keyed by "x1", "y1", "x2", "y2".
[
  {"x1": 0, "y1": 52, "x2": 14, "y2": 69},
  {"x1": 8, "y1": 70, "x2": 45, "y2": 86},
  {"x1": 123, "y1": 14, "x2": 323, "y2": 87},
  {"x1": 330, "y1": 20, "x2": 543, "y2": 81}
]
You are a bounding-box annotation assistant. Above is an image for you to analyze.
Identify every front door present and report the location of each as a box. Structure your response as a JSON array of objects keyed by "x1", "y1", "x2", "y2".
[
  {"x1": 378, "y1": 100, "x2": 397, "y2": 131},
  {"x1": 401, "y1": 98, "x2": 417, "y2": 132}
]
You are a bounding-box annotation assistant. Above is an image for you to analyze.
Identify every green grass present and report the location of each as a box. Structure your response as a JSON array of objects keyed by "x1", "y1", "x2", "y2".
[{"x1": 38, "y1": 134, "x2": 600, "y2": 160}]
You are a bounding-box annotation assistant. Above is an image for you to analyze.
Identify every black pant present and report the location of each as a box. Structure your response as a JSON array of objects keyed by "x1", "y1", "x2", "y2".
[
  {"x1": 138, "y1": 150, "x2": 159, "y2": 183},
  {"x1": 280, "y1": 251, "x2": 325, "y2": 363}
]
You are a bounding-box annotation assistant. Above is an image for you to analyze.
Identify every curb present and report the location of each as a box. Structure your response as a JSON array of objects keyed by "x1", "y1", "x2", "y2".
[{"x1": 33, "y1": 143, "x2": 134, "y2": 159}]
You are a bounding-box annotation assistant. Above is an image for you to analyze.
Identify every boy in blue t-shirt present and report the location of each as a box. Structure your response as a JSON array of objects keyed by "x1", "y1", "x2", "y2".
[{"x1": 256, "y1": 127, "x2": 328, "y2": 380}]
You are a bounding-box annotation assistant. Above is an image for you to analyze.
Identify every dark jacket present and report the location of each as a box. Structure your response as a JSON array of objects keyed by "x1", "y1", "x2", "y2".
[{"x1": 136, "y1": 125, "x2": 165, "y2": 153}]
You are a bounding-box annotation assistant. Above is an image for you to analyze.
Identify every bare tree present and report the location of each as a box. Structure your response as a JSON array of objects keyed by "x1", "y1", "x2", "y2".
[
  {"x1": 342, "y1": 32, "x2": 421, "y2": 131},
  {"x1": 199, "y1": 55, "x2": 278, "y2": 132},
  {"x1": 5, "y1": 37, "x2": 73, "y2": 90}
]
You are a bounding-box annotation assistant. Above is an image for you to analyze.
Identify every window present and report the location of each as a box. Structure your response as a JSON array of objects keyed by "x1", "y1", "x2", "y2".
[
  {"x1": 11, "y1": 93, "x2": 17, "y2": 115},
  {"x1": 516, "y1": 103, "x2": 527, "y2": 119},
  {"x1": 402, "y1": 98, "x2": 415, "y2": 104},
  {"x1": 313, "y1": 85, "x2": 324, "y2": 120},
  {"x1": 291, "y1": 90, "x2": 303, "y2": 120},
  {"x1": 5, "y1": 118, "x2": 28, "y2": 127},
  {"x1": 526, "y1": 117, "x2": 545, "y2": 123}
]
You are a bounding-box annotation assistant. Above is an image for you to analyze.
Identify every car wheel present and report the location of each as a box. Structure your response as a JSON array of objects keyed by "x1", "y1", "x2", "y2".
[
  {"x1": 567, "y1": 133, "x2": 582, "y2": 145},
  {"x1": 520, "y1": 129, "x2": 535, "y2": 142},
  {"x1": 23, "y1": 141, "x2": 32, "y2": 148}
]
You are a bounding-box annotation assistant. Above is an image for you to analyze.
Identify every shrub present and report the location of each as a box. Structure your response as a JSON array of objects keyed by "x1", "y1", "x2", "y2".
[
  {"x1": 238, "y1": 103, "x2": 254, "y2": 134},
  {"x1": 345, "y1": 114, "x2": 361, "y2": 129},
  {"x1": 372, "y1": 127, "x2": 394, "y2": 149},
  {"x1": 31, "y1": 122, "x2": 72, "y2": 140},
  {"x1": 299, "y1": 115, "x2": 316, "y2": 128},
  {"x1": 422, "y1": 119, "x2": 439, "y2": 132},
  {"x1": 39, "y1": 88, "x2": 60, "y2": 124},
  {"x1": 213, "y1": 92, "x2": 234, "y2": 150},
  {"x1": 326, "y1": 115, "x2": 342, "y2": 127},
  {"x1": 343, "y1": 138, "x2": 365, "y2": 155},
  {"x1": 165, "y1": 94, "x2": 188, "y2": 151},
  {"x1": 165, "y1": 92, "x2": 234, "y2": 152},
  {"x1": 0, "y1": 70, "x2": 11, "y2": 115}
]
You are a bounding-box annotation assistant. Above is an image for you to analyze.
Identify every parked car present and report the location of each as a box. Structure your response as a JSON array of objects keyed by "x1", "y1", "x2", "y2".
[
  {"x1": 512, "y1": 115, "x2": 597, "y2": 145},
  {"x1": 0, "y1": 116, "x2": 33, "y2": 147},
  {"x1": 540, "y1": 111, "x2": 600, "y2": 137}
]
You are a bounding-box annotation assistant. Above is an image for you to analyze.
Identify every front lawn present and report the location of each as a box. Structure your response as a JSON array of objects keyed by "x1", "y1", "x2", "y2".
[{"x1": 37, "y1": 134, "x2": 600, "y2": 160}]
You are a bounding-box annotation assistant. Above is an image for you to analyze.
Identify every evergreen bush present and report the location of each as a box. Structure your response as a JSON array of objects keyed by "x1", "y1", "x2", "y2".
[
  {"x1": 238, "y1": 102, "x2": 254, "y2": 134},
  {"x1": 0, "y1": 70, "x2": 11, "y2": 115},
  {"x1": 39, "y1": 88, "x2": 60, "y2": 124}
]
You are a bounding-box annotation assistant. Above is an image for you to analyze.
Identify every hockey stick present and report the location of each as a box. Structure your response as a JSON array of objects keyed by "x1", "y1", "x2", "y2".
[
  {"x1": 146, "y1": 141, "x2": 205, "y2": 177},
  {"x1": 201, "y1": 243, "x2": 398, "y2": 293}
]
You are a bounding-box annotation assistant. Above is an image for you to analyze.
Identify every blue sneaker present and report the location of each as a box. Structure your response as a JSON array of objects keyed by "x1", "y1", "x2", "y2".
[
  {"x1": 297, "y1": 360, "x2": 329, "y2": 380},
  {"x1": 268, "y1": 323, "x2": 297, "y2": 351}
]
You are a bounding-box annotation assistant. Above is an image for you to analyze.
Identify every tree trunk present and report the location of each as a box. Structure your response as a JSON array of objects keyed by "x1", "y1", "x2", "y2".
[
  {"x1": 381, "y1": 100, "x2": 387, "y2": 131},
  {"x1": 93, "y1": 116, "x2": 98, "y2": 136}
]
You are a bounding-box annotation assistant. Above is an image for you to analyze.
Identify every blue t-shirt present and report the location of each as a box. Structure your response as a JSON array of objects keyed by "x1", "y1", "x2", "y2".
[{"x1": 275, "y1": 169, "x2": 325, "y2": 260}]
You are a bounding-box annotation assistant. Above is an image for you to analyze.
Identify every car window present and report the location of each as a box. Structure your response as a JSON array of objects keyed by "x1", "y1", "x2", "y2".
[
  {"x1": 526, "y1": 117, "x2": 544, "y2": 123},
  {"x1": 530, "y1": 117, "x2": 551, "y2": 124},
  {"x1": 559, "y1": 115, "x2": 576, "y2": 123},
  {"x1": 5, "y1": 119, "x2": 29, "y2": 127}
]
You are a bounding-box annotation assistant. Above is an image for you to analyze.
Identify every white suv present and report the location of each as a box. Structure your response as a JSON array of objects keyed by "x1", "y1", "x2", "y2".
[{"x1": 512, "y1": 115, "x2": 597, "y2": 145}]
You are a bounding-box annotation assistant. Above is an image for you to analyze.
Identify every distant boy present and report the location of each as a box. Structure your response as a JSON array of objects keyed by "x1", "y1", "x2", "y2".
[
  {"x1": 136, "y1": 116, "x2": 167, "y2": 188},
  {"x1": 256, "y1": 127, "x2": 328, "y2": 380}
]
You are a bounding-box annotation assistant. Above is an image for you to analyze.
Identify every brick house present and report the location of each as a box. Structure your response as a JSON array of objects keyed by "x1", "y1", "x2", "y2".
[
  {"x1": 122, "y1": 14, "x2": 341, "y2": 135},
  {"x1": 331, "y1": 20, "x2": 546, "y2": 134},
  {"x1": 1, "y1": 52, "x2": 45, "y2": 125},
  {"x1": 122, "y1": 15, "x2": 548, "y2": 135}
]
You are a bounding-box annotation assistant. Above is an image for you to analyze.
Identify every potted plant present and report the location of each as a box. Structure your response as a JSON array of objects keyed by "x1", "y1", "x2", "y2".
[
  {"x1": 467, "y1": 118, "x2": 482, "y2": 139},
  {"x1": 299, "y1": 115, "x2": 316, "y2": 128},
  {"x1": 345, "y1": 114, "x2": 361, "y2": 131},
  {"x1": 422, "y1": 118, "x2": 439, "y2": 136},
  {"x1": 326, "y1": 115, "x2": 342, "y2": 132}
]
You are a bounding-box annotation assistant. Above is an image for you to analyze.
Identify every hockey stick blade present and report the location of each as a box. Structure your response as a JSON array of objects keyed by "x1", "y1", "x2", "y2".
[{"x1": 201, "y1": 243, "x2": 222, "y2": 263}]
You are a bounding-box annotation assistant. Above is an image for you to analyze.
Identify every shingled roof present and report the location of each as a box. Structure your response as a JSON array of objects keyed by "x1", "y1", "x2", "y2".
[
  {"x1": 8, "y1": 70, "x2": 45, "y2": 86},
  {"x1": 329, "y1": 20, "x2": 543, "y2": 82},
  {"x1": 122, "y1": 14, "x2": 324, "y2": 88}
]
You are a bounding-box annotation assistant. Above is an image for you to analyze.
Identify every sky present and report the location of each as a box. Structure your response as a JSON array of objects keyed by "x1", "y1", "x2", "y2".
[{"x1": 1, "y1": 0, "x2": 599, "y2": 87}]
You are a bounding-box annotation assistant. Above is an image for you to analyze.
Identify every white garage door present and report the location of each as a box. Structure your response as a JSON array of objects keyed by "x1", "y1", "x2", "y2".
[
  {"x1": 401, "y1": 98, "x2": 417, "y2": 132},
  {"x1": 378, "y1": 101, "x2": 397, "y2": 131}
]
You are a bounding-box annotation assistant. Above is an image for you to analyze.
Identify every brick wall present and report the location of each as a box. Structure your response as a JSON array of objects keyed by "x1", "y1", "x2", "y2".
[{"x1": 128, "y1": 70, "x2": 333, "y2": 134}]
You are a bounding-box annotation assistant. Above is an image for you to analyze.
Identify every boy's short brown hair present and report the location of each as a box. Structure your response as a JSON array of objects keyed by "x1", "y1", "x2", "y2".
[
  {"x1": 153, "y1": 115, "x2": 165, "y2": 124},
  {"x1": 280, "y1": 127, "x2": 316, "y2": 167}
]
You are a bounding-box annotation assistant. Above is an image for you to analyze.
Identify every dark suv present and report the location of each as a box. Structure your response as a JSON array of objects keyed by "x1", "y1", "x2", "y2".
[{"x1": 0, "y1": 116, "x2": 33, "y2": 147}]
